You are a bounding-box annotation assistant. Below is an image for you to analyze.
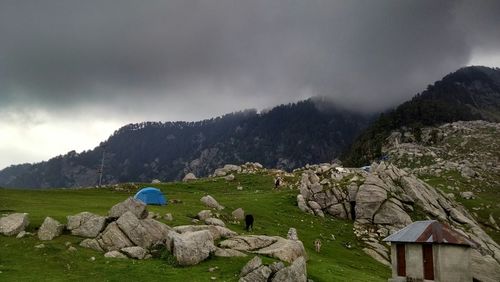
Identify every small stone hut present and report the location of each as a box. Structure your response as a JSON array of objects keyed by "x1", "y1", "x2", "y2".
[{"x1": 383, "y1": 220, "x2": 474, "y2": 282}]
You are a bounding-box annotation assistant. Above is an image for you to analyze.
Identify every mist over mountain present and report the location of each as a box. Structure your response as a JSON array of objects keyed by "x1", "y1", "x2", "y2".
[
  {"x1": 342, "y1": 66, "x2": 500, "y2": 166},
  {"x1": 0, "y1": 98, "x2": 371, "y2": 188}
]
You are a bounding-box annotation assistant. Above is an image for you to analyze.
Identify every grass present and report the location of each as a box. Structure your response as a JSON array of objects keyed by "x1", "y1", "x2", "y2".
[{"x1": 0, "y1": 173, "x2": 390, "y2": 281}]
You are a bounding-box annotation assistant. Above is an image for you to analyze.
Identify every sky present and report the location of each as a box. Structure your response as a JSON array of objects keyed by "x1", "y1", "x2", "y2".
[{"x1": 0, "y1": 0, "x2": 499, "y2": 169}]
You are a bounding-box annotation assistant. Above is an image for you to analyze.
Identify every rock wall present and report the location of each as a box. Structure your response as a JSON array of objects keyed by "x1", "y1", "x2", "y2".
[{"x1": 297, "y1": 162, "x2": 500, "y2": 281}]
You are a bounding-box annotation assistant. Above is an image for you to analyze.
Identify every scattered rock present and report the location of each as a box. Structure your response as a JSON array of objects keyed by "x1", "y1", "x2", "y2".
[
  {"x1": 232, "y1": 208, "x2": 245, "y2": 221},
  {"x1": 460, "y1": 191, "x2": 475, "y2": 200},
  {"x1": 67, "y1": 212, "x2": 106, "y2": 238},
  {"x1": 253, "y1": 237, "x2": 307, "y2": 263},
  {"x1": 172, "y1": 230, "x2": 216, "y2": 266},
  {"x1": 80, "y1": 238, "x2": 104, "y2": 252},
  {"x1": 225, "y1": 174, "x2": 235, "y2": 181},
  {"x1": 164, "y1": 213, "x2": 173, "y2": 221},
  {"x1": 200, "y1": 195, "x2": 224, "y2": 210},
  {"x1": 183, "y1": 173, "x2": 197, "y2": 182},
  {"x1": 197, "y1": 210, "x2": 213, "y2": 221},
  {"x1": 0, "y1": 213, "x2": 29, "y2": 236},
  {"x1": 214, "y1": 247, "x2": 247, "y2": 257},
  {"x1": 287, "y1": 228, "x2": 299, "y2": 241},
  {"x1": 16, "y1": 231, "x2": 31, "y2": 238},
  {"x1": 205, "y1": 218, "x2": 225, "y2": 227},
  {"x1": 34, "y1": 244, "x2": 45, "y2": 249},
  {"x1": 68, "y1": 246, "x2": 77, "y2": 252},
  {"x1": 240, "y1": 256, "x2": 262, "y2": 277},
  {"x1": 104, "y1": 251, "x2": 128, "y2": 259},
  {"x1": 121, "y1": 246, "x2": 148, "y2": 259},
  {"x1": 272, "y1": 256, "x2": 307, "y2": 282},
  {"x1": 108, "y1": 197, "x2": 148, "y2": 219},
  {"x1": 38, "y1": 217, "x2": 64, "y2": 241}
]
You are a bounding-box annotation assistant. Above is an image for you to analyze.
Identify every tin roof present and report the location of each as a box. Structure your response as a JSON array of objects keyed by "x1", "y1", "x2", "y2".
[{"x1": 383, "y1": 220, "x2": 474, "y2": 246}]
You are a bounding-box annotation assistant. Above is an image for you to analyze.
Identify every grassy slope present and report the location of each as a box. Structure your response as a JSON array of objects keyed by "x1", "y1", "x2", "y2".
[{"x1": 0, "y1": 173, "x2": 389, "y2": 282}]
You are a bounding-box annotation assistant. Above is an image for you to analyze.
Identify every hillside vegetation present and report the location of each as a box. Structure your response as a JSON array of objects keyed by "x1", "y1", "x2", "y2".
[
  {"x1": 0, "y1": 172, "x2": 389, "y2": 281},
  {"x1": 0, "y1": 98, "x2": 370, "y2": 189},
  {"x1": 343, "y1": 66, "x2": 500, "y2": 166}
]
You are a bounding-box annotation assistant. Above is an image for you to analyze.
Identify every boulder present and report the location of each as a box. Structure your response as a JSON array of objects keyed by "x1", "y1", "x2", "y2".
[
  {"x1": 38, "y1": 217, "x2": 64, "y2": 241},
  {"x1": 471, "y1": 250, "x2": 500, "y2": 282},
  {"x1": 116, "y1": 211, "x2": 171, "y2": 249},
  {"x1": 200, "y1": 195, "x2": 224, "y2": 210},
  {"x1": 225, "y1": 174, "x2": 235, "y2": 181},
  {"x1": 172, "y1": 230, "x2": 216, "y2": 266},
  {"x1": 80, "y1": 238, "x2": 104, "y2": 252},
  {"x1": 253, "y1": 237, "x2": 307, "y2": 263},
  {"x1": 362, "y1": 248, "x2": 390, "y2": 267},
  {"x1": 287, "y1": 228, "x2": 299, "y2": 241},
  {"x1": 460, "y1": 191, "x2": 475, "y2": 200},
  {"x1": 151, "y1": 179, "x2": 161, "y2": 184},
  {"x1": 197, "y1": 210, "x2": 212, "y2": 220},
  {"x1": 372, "y1": 200, "x2": 412, "y2": 226},
  {"x1": 232, "y1": 208, "x2": 245, "y2": 221},
  {"x1": 239, "y1": 265, "x2": 272, "y2": 282},
  {"x1": 272, "y1": 256, "x2": 307, "y2": 282},
  {"x1": 121, "y1": 246, "x2": 148, "y2": 259},
  {"x1": 163, "y1": 213, "x2": 173, "y2": 221},
  {"x1": 205, "y1": 218, "x2": 225, "y2": 227},
  {"x1": 0, "y1": 213, "x2": 29, "y2": 236},
  {"x1": 67, "y1": 212, "x2": 106, "y2": 238},
  {"x1": 174, "y1": 225, "x2": 237, "y2": 240},
  {"x1": 240, "y1": 256, "x2": 262, "y2": 277},
  {"x1": 98, "y1": 222, "x2": 134, "y2": 251},
  {"x1": 108, "y1": 197, "x2": 148, "y2": 219},
  {"x1": 297, "y1": 195, "x2": 313, "y2": 214},
  {"x1": 104, "y1": 250, "x2": 128, "y2": 259},
  {"x1": 183, "y1": 173, "x2": 197, "y2": 182},
  {"x1": 355, "y1": 184, "x2": 387, "y2": 222},
  {"x1": 219, "y1": 235, "x2": 278, "y2": 251},
  {"x1": 214, "y1": 247, "x2": 247, "y2": 257}
]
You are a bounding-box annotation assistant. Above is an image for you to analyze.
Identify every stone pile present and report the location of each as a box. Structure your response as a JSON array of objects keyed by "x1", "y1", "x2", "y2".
[{"x1": 296, "y1": 161, "x2": 500, "y2": 281}]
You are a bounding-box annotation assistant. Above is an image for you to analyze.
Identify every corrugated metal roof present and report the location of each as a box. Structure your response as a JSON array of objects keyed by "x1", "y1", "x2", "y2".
[{"x1": 383, "y1": 220, "x2": 475, "y2": 246}]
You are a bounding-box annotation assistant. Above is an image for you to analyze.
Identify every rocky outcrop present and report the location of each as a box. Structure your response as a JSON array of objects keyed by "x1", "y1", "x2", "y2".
[
  {"x1": 172, "y1": 230, "x2": 216, "y2": 266},
  {"x1": 108, "y1": 197, "x2": 148, "y2": 219},
  {"x1": 38, "y1": 217, "x2": 64, "y2": 241},
  {"x1": 0, "y1": 213, "x2": 29, "y2": 236},
  {"x1": 296, "y1": 161, "x2": 500, "y2": 277},
  {"x1": 200, "y1": 195, "x2": 224, "y2": 210},
  {"x1": 67, "y1": 212, "x2": 106, "y2": 238}
]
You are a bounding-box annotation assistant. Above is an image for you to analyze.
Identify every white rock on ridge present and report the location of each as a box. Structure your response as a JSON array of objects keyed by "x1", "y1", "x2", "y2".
[
  {"x1": 38, "y1": 217, "x2": 64, "y2": 241},
  {"x1": 0, "y1": 213, "x2": 29, "y2": 236}
]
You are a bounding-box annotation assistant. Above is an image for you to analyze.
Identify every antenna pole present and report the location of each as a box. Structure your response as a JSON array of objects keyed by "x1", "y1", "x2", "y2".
[{"x1": 98, "y1": 149, "x2": 105, "y2": 187}]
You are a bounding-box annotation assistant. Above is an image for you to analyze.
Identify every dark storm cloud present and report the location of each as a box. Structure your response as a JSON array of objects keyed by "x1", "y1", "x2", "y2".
[{"x1": 0, "y1": 0, "x2": 499, "y2": 118}]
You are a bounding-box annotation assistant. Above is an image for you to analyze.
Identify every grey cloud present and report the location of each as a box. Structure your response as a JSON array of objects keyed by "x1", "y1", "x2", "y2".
[{"x1": 0, "y1": 0, "x2": 499, "y2": 119}]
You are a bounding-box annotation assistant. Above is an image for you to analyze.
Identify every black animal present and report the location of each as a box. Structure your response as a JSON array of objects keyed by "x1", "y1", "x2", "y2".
[{"x1": 245, "y1": 214, "x2": 254, "y2": 231}]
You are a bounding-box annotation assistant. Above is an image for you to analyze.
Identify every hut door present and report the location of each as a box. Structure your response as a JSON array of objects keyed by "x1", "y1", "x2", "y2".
[
  {"x1": 422, "y1": 245, "x2": 434, "y2": 280},
  {"x1": 396, "y1": 244, "x2": 406, "y2": 276}
]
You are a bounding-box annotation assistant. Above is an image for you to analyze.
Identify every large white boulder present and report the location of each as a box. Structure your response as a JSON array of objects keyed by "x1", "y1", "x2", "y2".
[
  {"x1": 38, "y1": 217, "x2": 64, "y2": 241},
  {"x1": 67, "y1": 212, "x2": 106, "y2": 238},
  {"x1": 0, "y1": 213, "x2": 29, "y2": 236},
  {"x1": 172, "y1": 230, "x2": 216, "y2": 266},
  {"x1": 108, "y1": 197, "x2": 148, "y2": 219},
  {"x1": 200, "y1": 195, "x2": 224, "y2": 210}
]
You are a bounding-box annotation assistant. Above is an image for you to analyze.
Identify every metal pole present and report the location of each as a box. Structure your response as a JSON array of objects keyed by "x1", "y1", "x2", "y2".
[{"x1": 98, "y1": 149, "x2": 105, "y2": 187}]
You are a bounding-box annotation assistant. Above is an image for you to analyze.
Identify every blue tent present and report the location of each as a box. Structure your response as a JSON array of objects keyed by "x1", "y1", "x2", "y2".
[{"x1": 134, "y1": 187, "x2": 167, "y2": 205}]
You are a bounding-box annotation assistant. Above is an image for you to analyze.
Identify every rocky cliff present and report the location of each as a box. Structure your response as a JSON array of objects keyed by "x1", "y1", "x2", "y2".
[{"x1": 296, "y1": 161, "x2": 500, "y2": 282}]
